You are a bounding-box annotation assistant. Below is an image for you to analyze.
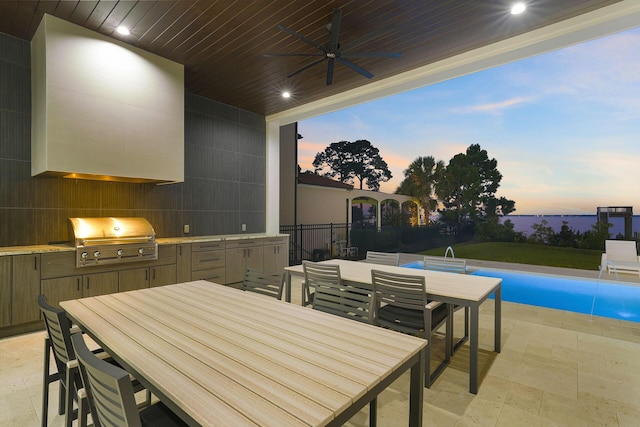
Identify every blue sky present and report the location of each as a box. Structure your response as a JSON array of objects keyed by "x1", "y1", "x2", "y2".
[{"x1": 298, "y1": 27, "x2": 640, "y2": 215}]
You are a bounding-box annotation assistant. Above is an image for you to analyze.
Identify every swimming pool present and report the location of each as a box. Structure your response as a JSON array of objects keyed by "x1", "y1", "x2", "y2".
[{"x1": 402, "y1": 261, "x2": 640, "y2": 322}]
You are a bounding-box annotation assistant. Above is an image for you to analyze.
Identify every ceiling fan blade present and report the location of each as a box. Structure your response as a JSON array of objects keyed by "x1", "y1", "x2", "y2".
[
  {"x1": 327, "y1": 8, "x2": 342, "y2": 52},
  {"x1": 340, "y1": 25, "x2": 397, "y2": 52},
  {"x1": 287, "y1": 57, "x2": 326, "y2": 78},
  {"x1": 337, "y1": 57, "x2": 373, "y2": 79},
  {"x1": 340, "y1": 52, "x2": 401, "y2": 58},
  {"x1": 276, "y1": 24, "x2": 325, "y2": 52},
  {"x1": 326, "y1": 58, "x2": 335, "y2": 85},
  {"x1": 263, "y1": 52, "x2": 325, "y2": 57}
]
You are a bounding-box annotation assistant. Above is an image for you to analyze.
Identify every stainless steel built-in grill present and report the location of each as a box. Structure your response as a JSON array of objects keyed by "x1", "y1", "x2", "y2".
[{"x1": 69, "y1": 217, "x2": 158, "y2": 268}]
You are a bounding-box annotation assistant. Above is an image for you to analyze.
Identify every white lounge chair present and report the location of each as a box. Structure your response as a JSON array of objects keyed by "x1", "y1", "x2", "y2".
[{"x1": 601, "y1": 240, "x2": 640, "y2": 277}]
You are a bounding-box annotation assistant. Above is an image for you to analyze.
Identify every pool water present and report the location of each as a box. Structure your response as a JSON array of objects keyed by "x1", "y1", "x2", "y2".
[{"x1": 402, "y1": 261, "x2": 640, "y2": 322}]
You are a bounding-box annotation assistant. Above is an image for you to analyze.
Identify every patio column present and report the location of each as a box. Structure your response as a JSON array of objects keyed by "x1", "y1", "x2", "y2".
[{"x1": 265, "y1": 120, "x2": 280, "y2": 235}]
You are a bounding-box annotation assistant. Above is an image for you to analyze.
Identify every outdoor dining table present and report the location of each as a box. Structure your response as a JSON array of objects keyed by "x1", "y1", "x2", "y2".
[
  {"x1": 284, "y1": 259, "x2": 502, "y2": 394},
  {"x1": 61, "y1": 280, "x2": 427, "y2": 426}
]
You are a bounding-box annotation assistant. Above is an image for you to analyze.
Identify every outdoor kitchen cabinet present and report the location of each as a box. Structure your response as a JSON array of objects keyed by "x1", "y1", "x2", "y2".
[
  {"x1": 263, "y1": 237, "x2": 289, "y2": 274},
  {"x1": 0, "y1": 257, "x2": 11, "y2": 327},
  {"x1": 176, "y1": 243, "x2": 192, "y2": 282},
  {"x1": 119, "y1": 268, "x2": 149, "y2": 292},
  {"x1": 117, "y1": 244, "x2": 179, "y2": 291},
  {"x1": 225, "y1": 238, "x2": 264, "y2": 284},
  {"x1": 191, "y1": 241, "x2": 225, "y2": 283},
  {"x1": 41, "y1": 271, "x2": 119, "y2": 307},
  {"x1": 82, "y1": 271, "x2": 119, "y2": 297},
  {"x1": 11, "y1": 254, "x2": 41, "y2": 324},
  {"x1": 149, "y1": 264, "x2": 177, "y2": 287},
  {"x1": 119, "y1": 264, "x2": 177, "y2": 290},
  {"x1": 40, "y1": 276, "x2": 82, "y2": 309}
]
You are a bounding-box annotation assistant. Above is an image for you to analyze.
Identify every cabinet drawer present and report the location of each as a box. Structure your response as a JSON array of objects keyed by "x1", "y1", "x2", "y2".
[
  {"x1": 191, "y1": 267, "x2": 225, "y2": 283},
  {"x1": 192, "y1": 241, "x2": 225, "y2": 252},
  {"x1": 264, "y1": 236, "x2": 288, "y2": 245},
  {"x1": 225, "y1": 238, "x2": 262, "y2": 249},
  {"x1": 41, "y1": 251, "x2": 77, "y2": 279},
  {"x1": 191, "y1": 250, "x2": 225, "y2": 271}
]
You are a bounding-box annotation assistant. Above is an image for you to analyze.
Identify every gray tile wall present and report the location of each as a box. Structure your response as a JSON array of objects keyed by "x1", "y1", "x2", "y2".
[{"x1": 0, "y1": 33, "x2": 266, "y2": 246}]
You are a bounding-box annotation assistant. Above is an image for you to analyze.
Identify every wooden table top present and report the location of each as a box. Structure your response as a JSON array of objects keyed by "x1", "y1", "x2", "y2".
[
  {"x1": 61, "y1": 280, "x2": 427, "y2": 426},
  {"x1": 286, "y1": 259, "x2": 502, "y2": 303}
]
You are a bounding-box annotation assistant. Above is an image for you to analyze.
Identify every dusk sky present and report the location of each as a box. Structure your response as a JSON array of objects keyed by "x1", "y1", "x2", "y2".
[{"x1": 297, "y1": 27, "x2": 640, "y2": 216}]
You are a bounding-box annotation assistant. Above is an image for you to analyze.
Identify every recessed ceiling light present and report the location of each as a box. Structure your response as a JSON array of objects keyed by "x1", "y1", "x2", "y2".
[
  {"x1": 282, "y1": 91, "x2": 291, "y2": 98},
  {"x1": 511, "y1": 2, "x2": 526, "y2": 15},
  {"x1": 116, "y1": 26, "x2": 130, "y2": 36}
]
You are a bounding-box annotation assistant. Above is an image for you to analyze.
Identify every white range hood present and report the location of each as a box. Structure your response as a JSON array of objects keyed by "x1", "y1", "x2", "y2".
[{"x1": 31, "y1": 14, "x2": 184, "y2": 184}]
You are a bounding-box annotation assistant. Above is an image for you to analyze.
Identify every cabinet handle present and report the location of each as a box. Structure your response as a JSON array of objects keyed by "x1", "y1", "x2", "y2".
[
  {"x1": 152, "y1": 269, "x2": 156, "y2": 280},
  {"x1": 34, "y1": 256, "x2": 38, "y2": 270},
  {"x1": 86, "y1": 277, "x2": 90, "y2": 289},
  {"x1": 179, "y1": 246, "x2": 182, "y2": 256},
  {"x1": 201, "y1": 257, "x2": 221, "y2": 262},
  {"x1": 200, "y1": 244, "x2": 222, "y2": 249},
  {"x1": 77, "y1": 278, "x2": 80, "y2": 291},
  {"x1": 145, "y1": 270, "x2": 148, "y2": 281}
]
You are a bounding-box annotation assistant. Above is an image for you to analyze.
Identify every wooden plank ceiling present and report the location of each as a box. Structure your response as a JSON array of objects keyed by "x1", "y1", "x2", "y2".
[{"x1": 0, "y1": 0, "x2": 620, "y2": 117}]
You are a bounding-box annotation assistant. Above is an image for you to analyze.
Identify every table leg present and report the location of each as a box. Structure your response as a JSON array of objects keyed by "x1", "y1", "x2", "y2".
[
  {"x1": 470, "y1": 304, "x2": 479, "y2": 394},
  {"x1": 285, "y1": 272, "x2": 292, "y2": 303},
  {"x1": 409, "y1": 347, "x2": 425, "y2": 427},
  {"x1": 495, "y1": 284, "x2": 502, "y2": 352}
]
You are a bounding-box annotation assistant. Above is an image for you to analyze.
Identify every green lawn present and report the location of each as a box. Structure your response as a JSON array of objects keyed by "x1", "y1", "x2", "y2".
[{"x1": 419, "y1": 242, "x2": 602, "y2": 271}]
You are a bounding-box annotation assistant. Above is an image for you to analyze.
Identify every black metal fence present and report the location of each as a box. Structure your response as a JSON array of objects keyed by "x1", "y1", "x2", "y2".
[
  {"x1": 280, "y1": 223, "x2": 351, "y2": 265},
  {"x1": 280, "y1": 223, "x2": 471, "y2": 265}
]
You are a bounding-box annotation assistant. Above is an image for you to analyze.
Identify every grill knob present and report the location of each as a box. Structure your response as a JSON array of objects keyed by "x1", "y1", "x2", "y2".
[
  {"x1": 81, "y1": 252, "x2": 88, "y2": 259},
  {"x1": 93, "y1": 251, "x2": 101, "y2": 258},
  {"x1": 138, "y1": 248, "x2": 145, "y2": 254},
  {"x1": 117, "y1": 249, "x2": 125, "y2": 256}
]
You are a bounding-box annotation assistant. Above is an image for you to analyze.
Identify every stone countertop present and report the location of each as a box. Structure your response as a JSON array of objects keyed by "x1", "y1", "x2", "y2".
[
  {"x1": 156, "y1": 233, "x2": 288, "y2": 244},
  {"x1": 0, "y1": 234, "x2": 289, "y2": 256},
  {"x1": 0, "y1": 245, "x2": 75, "y2": 256}
]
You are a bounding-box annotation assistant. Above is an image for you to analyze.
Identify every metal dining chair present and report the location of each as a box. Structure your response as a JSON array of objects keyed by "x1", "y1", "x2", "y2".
[
  {"x1": 423, "y1": 256, "x2": 469, "y2": 353},
  {"x1": 305, "y1": 261, "x2": 377, "y2": 425},
  {"x1": 311, "y1": 272, "x2": 374, "y2": 324},
  {"x1": 38, "y1": 294, "x2": 91, "y2": 427},
  {"x1": 371, "y1": 269, "x2": 451, "y2": 387},
  {"x1": 365, "y1": 251, "x2": 400, "y2": 266},
  {"x1": 302, "y1": 261, "x2": 341, "y2": 306},
  {"x1": 70, "y1": 333, "x2": 187, "y2": 427},
  {"x1": 242, "y1": 268, "x2": 285, "y2": 299},
  {"x1": 38, "y1": 294, "x2": 150, "y2": 427}
]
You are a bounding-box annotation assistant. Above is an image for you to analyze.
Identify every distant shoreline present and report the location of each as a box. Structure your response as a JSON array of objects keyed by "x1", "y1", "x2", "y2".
[{"x1": 501, "y1": 214, "x2": 640, "y2": 236}]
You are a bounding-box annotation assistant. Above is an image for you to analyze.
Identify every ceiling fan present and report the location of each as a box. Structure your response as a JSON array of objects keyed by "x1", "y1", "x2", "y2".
[{"x1": 265, "y1": 8, "x2": 401, "y2": 85}]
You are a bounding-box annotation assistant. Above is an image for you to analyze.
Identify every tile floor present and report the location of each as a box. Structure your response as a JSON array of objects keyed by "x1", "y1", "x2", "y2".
[{"x1": 3, "y1": 268, "x2": 640, "y2": 426}]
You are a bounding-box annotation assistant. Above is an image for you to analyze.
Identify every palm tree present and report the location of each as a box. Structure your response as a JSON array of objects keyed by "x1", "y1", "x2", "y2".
[{"x1": 396, "y1": 156, "x2": 444, "y2": 223}]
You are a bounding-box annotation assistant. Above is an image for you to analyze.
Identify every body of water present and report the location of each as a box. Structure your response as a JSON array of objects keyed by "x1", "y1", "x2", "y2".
[
  {"x1": 501, "y1": 214, "x2": 640, "y2": 237},
  {"x1": 403, "y1": 262, "x2": 640, "y2": 322}
]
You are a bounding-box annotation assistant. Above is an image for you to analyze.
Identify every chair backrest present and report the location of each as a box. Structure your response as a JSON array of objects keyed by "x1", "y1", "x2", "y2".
[
  {"x1": 303, "y1": 261, "x2": 341, "y2": 289},
  {"x1": 243, "y1": 268, "x2": 284, "y2": 299},
  {"x1": 423, "y1": 256, "x2": 467, "y2": 274},
  {"x1": 312, "y1": 280, "x2": 373, "y2": 324},
  {"x1": 365, "y1": 251, "x2": 400, "y2": 266},
  {"x1": 71, "y1": 332, "x2": 142, "y2": 427},
  {"x1": 38, "y1": 294, "x2": 76, "y2": 372},
  {"x1": 605, "y1": 240, "x2": 638, "y2": 263},
  {"x1": 370, "y1": 269, "x2": 429, "y2": 335}
]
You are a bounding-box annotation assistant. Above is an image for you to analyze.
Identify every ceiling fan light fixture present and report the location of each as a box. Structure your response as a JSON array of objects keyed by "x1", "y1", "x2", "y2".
[
  {"x1": 511, "y1": 2, "x2": 526, "y2": 15},
  {"x1": 282, "y1": 91, "x2": 291, "y2": 98}
]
